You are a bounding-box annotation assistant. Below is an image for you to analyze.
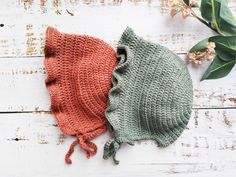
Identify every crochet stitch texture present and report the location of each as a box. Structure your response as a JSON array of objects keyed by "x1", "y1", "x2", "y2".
[
  {"x1": 44, "y1": 27, "x2": 117, "y2": 164},
  {"x1": 103, "y1": 27, "x2": 193, "y2": 164}
]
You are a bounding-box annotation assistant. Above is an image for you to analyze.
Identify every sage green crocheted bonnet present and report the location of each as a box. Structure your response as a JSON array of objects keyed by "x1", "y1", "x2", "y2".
[{"x1": 103, "y1": 27, "x2": 193, "y2": 164}]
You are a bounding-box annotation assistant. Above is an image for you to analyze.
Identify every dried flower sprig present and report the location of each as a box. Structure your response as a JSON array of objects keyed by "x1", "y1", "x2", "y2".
[
  {"x1": 187, "y1": 42, "x2": 215, "y2": 65},
  {"x1": 169, "y1": 0, "x2": 198, "y2": 19}
]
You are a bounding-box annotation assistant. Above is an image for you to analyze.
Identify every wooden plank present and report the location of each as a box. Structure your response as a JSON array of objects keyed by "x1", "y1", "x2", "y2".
[
  {"x1": 0, "y1": 2, "x2": 235, "y2": 57},
  {"x1": 1, "y1": 0, "x2": 235, "y2": 13},
  {"x1": 1, "y1": 163, "x2": 236, "y2": 177},
  {"x1": 0, "y1": 15, "x2": 213, "y2": 57},
  {"x1": 0, "y1": 109, "x2": 235, "y2": 176},
  {"x1": 0, "y1": 56, "x2": 235, "y2": 112}
]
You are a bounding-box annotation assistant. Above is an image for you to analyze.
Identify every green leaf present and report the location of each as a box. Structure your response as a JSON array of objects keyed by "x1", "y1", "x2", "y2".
[
  {"x1": 201, "y1": 55, "x2": 236, "y2": 80},
  {"x1": 183, "y1": 0, "x2": 190, "y2": 6},
  {"x1": 209, "y1": 35, "x2": 236, "y2": 61},
  {"x1": 200, "y1": 0, "x2": 214, "y2": 22},
  {"x1": 189, "y1": 38, "x2": 209, "y2": 53},
  {"x1": 215, "y1": 0, "x2": 236, "y2": 35},
  {"x1": 200, "y1": 0, "x2": 236, "y2": 35}
]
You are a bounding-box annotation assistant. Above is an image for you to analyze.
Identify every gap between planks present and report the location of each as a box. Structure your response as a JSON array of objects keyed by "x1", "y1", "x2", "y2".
[{"x1": 0, "y1": 107, "x2": 236, "y2": 115}]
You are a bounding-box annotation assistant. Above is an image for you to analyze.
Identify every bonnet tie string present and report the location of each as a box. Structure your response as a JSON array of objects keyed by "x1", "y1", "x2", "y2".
[
  {"x1": 65, "y1": 139, "x2": 79, "y2": 164},
  {"x1": 65, "y1": 126, "x2": 107, "y2": 164},
  {"x1": 103, "y1": 138, "x2": 135, "y2": 165},
  {"x1": 103, "y1": 138, "x2": 121, "y2": 165},
  {"x1": 65, "y1": 135, "x2": 96, "y2": 164}
]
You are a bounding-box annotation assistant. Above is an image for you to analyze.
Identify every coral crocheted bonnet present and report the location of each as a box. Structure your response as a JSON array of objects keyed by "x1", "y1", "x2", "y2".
[
  {"x1": 44, "y1": 27, "x2": 117, "y2": 164},
  {"x1": 103, "y1": 27, "x2": 193, "y2": 164}
]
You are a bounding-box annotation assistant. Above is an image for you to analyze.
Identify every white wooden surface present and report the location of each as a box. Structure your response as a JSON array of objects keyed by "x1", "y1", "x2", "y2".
[{"x1": 0, "y1": 0, "x2": 236, "y2": 176}]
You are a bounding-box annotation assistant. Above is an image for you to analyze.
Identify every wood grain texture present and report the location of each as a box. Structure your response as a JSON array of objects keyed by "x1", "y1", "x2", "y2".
[{"x1": 0, "y1": 0, "x2": 236, "y2": 176}]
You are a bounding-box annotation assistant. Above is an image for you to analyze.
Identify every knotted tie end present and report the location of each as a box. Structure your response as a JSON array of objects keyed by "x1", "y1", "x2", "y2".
[{"x1": 103, "y1": 139, "x2": 121, "y2": 165}]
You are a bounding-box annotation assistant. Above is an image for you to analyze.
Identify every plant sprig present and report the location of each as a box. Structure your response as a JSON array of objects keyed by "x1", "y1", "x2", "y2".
[{"x1": 169, "y1": 0, "x2": 236, "y2": 81}]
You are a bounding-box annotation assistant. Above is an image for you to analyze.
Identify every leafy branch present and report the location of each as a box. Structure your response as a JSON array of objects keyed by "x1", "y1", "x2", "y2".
[{"x1": 169, "y1": 0, "x2": 236, "y2": 81}]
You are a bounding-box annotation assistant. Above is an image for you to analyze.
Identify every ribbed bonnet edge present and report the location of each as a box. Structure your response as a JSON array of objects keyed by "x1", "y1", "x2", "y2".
[
  {"x1": 118, "y1": 26, "x2": 165, "y2": 56},
  {"x1": 118, "y1": 27, "x2": 136, "y2": 45},
  {"x1": 44, "y1": 27, "x2": 59, "y2": 57},
  {"x1": 44, "y1": 27, "x2": 75, "y2": 134}
]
